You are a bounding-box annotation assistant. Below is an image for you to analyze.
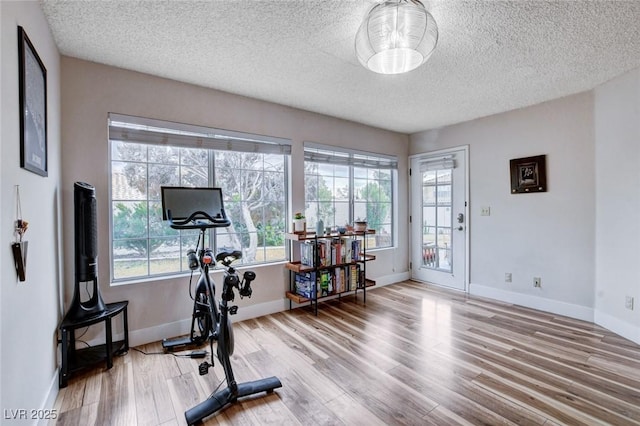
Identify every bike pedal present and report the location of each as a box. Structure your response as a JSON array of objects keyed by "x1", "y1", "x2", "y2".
[
  {"x1": 198, "y1": 361, "x2": 212, "y2": 376},
  {"x1": 229, "y1": 305, "x2": 238, "y2": 315}
]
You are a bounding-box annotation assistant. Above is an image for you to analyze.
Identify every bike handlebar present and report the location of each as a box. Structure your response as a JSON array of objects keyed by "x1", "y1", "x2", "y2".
[{"x1": 167, "y1": 210, "x2": 231, "y2": 229}]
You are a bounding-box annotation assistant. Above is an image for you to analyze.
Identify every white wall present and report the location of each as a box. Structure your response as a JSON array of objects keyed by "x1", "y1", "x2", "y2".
[
  {"x1": 410, "y1": 93, "x2": 596, "y2": 321},
  {"x1": 594, "y1": 68, "x2": 640, "y2": 343},
  {"x1": 1, "y1": 3, "x2": 4, "y2": 414},
  {"x1": 61, "y1": 57, "x2": 410, "y2": 346},
  {"x1": 1, "y1": 0, "x2": 62, "y2": 420}
]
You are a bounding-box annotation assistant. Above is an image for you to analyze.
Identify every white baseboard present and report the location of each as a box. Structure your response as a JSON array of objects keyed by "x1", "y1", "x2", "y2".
[
  {"x1": 469, "y1": 283, "x2": 639, "y2": 345},
  {"x1": 374, "y1": 271, "x2": 411, "y2": 287},
  {"x1": 233, "y1": 298, "x2": 289, "y2": 322},
  {"x1": 594, "y1": 310, "x2": 640, "y2": 345},
  {"x1": 39, "y1": 370, "x2": 59, "y2": 426},
  {"x1": 126, "y1": 318, "x2": 191, "y2": 348},
  {"x1": 469, "y1": 283, "x2": 595, "y2": 322},
  {"x1": 114, "y1": 299, "x2": 288, "y2": 347},
  {"x1": 93, "y1": 273, "x2": 411, "y2": 347}
]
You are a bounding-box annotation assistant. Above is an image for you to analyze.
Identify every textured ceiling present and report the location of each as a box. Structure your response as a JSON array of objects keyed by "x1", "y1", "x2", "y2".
[{"x1": 41, "y1": 0, "x2": 640, "y2": 134}]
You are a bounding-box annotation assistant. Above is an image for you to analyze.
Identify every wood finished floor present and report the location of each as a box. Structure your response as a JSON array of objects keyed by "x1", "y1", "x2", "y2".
[{"x1": 52, "y1": 281, "x2": 640, "y2": 425}]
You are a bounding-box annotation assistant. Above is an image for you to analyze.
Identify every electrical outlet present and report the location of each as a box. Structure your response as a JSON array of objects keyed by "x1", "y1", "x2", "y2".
[
  {"x1": 533, "y1": 277, "x2": 541, "y2": 288},
  {"x1": 625, "y1": 296, "x2": 634, "y2": 310},
  {"x1": 481, "y1": 206, "x2": 491, "y2": 216},
  {"x1": 505, "y1": 273, "x2": 512, "y2": 282}
]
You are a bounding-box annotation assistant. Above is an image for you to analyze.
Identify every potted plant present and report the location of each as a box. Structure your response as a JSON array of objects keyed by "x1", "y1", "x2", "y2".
[{"x1": 293, "y1": 212, "x2": 306, "y2": 233}]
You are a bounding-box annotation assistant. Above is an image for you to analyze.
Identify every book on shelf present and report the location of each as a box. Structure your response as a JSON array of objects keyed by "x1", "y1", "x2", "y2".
[
  {"x1": 349, "y1": 264, "x2": 360, "y2": 290},
  {"x1": 334, "y1": 267, "x2": 345, "y2": 293},
  {"x1": 294, "y1": 271, "x2": 317, "y2": 298},
  {"x1": 319, "y1": 270, "x2": 332, "y2": 296},
  {"x1": 351, "y1": 239, "x2": 361, "y2": 261},
  {"x1": 301, "y1": 236, "x2": 360, "y2": 267},
  {"x1": 294, "y1": 264, "x2": 362, "y2": 298},
  {"x1": 321, "y1": 239, "x2": 330, "y2": 266},
  {"x1": 300, "y1": 241, "x2": 315, "y2": 267}
]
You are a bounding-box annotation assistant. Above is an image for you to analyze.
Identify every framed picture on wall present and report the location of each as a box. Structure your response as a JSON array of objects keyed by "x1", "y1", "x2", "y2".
[
  {"x1": 510, "y1": 155, "x2": 546, "y2": 193},
  {"x1": 18, "y1": 26, "x2": 48, "y2": 177}
]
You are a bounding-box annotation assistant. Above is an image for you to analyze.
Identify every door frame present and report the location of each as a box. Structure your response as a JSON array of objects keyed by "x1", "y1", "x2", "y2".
[{"x1": 409, "y1": 145, "x2": 470, "y2": 292}]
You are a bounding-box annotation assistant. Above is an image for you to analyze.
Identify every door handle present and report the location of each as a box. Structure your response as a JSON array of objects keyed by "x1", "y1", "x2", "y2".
[{"x1": 456, "y1": 226, "x2": 463, "y2": 231}]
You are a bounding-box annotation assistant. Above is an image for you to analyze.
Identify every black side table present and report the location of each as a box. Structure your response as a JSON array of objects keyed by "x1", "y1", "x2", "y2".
[{"x1": 58, "y1": 301, "x2": 129, "y2": 388}]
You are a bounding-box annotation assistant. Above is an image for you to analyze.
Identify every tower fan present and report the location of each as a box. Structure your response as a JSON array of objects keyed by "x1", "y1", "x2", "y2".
[{"x1": 66, "y1": 181, "x2": 106, "y2": 320}]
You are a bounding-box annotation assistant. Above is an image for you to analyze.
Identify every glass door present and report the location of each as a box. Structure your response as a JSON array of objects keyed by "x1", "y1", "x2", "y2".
[{"x1": 410, "y1": 148, "x2": 467, "y2": 291}]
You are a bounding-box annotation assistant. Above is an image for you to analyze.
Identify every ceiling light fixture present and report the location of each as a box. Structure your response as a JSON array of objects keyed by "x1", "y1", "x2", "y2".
[{"x1": 355, "y1": 0, "x2": 438, "y2": 75}]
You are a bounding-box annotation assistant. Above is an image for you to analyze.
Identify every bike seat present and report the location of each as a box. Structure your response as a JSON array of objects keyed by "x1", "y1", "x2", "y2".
[{"x1": 215, "y1": 250, "x2": 242, "y2": 263}]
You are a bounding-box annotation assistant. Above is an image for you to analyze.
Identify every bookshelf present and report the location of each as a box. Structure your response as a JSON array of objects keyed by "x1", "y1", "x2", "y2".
[{"x1": 284, "y1": 230, "x2": 376, "y2": 315}]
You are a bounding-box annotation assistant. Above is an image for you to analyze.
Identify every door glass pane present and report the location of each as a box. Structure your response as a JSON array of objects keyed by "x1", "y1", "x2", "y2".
[
  {"x1": 421, "y1": 168, "x2": 453, "y2": 272},
  {"x1": 438, "y1": 227, "x2": 452, "y2": 270},
  {"x1": 437, "y1": 184, "x2": 451, "y2": 204},
  {"x1": 423, "y1": 186, "x2": 436, "y2": 205},
  {"x1": 437, "y1": 169, "x2": 452, "y2": 184},
  {"x1": 422, "y1": 206, "x2": 436, "y2": 229},
  {"x1": 422, "y1": 170, "x2": 436, "y2": 184},
  {"x1": 437, "y1": 207, "x2": 452, "y2": 227}
]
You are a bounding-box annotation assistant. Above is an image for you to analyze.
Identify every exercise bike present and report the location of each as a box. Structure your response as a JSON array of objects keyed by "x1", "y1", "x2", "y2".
[{"x1": 160, "y1": 186, "x2": 282, "y2": 425}]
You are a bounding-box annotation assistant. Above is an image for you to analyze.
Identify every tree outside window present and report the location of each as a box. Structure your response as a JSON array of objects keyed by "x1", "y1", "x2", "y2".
[
  {"x1": 110, "y1": 141, "x2": 287, "y2": 281},
  {"x1": 304, "y1": 147, "x2": 395, "y2": 248}
]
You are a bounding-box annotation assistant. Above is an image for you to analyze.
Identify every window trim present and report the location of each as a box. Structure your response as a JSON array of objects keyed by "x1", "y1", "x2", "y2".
[
  {"x1": 303, "y1": 142, "x2": 396, "y2": 249},
  {"x1": 108, "y1": 114, "x2": 290, "y2": 284},
  {"x1": 304, "y1": 141, "x2": 398, "y2": 169},
  {"x1": 108, "y1": 113, "x2": 291, "y2": 154}
]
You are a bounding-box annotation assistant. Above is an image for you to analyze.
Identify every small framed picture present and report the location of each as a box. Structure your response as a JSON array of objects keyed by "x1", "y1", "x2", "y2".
[
  {"x1": 18, "y1": 26, "x2": 48, "y2": 177},
  {"x1": 510, "y1": 155, "x2": 546, "y2": 194}
]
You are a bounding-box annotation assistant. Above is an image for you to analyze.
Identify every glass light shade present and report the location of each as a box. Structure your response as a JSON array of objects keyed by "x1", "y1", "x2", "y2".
[{"x1": 355, "y1": 0, "x2": 438, "y2": 75}]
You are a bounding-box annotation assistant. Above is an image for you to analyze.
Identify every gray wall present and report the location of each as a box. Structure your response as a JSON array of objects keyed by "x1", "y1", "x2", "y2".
[
  {"x1": 2, "y1": 2, "x2": 638, "y2": 417},
  {"x1": 410, "y1": 79, "x2": 639, "y2": 344},
  {"x1": 60, "y1": 57, "x2": 410, "y2": 347},
  {"x1": 594, "y1": 68, "x2": 640, "y2": 343},
  {"x1": 1, "y1": 0, "x2": 62, "y2": 418}
]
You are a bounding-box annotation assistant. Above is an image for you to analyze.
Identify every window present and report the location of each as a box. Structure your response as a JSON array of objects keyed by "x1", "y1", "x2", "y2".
[
  {"x1": 421, "y1": 168, "x2": 453, "y2": 271},
  {"x1": 109, "y1": 114, "x2": 290, "y2": 282},
  {"x1": 304, "y1": 143, "x2": 396, "y2": 249},
  {"x1": 419, "y1": 156, "x2": 455, "y2": 271}
]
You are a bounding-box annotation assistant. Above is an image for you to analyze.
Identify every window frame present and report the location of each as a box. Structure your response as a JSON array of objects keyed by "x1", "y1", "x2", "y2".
[
  {"x1": 303, "y1": 143, "x2": 396, "y2": 249},
  {"x1": 108, "y1": 114, "x2": 291, "y2": 284}
]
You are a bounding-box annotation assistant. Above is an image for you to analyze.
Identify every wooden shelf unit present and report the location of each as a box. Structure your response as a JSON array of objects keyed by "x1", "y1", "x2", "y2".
[
  {"x1": 285, "y1": 279, "x2": 376, "y2": 304},
  {"x1": 285, "y1": 230, "x2": 376, "y2": 315},
  {"x1": 58, "y1": 301, "x2": 129, "y2": 388}
]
